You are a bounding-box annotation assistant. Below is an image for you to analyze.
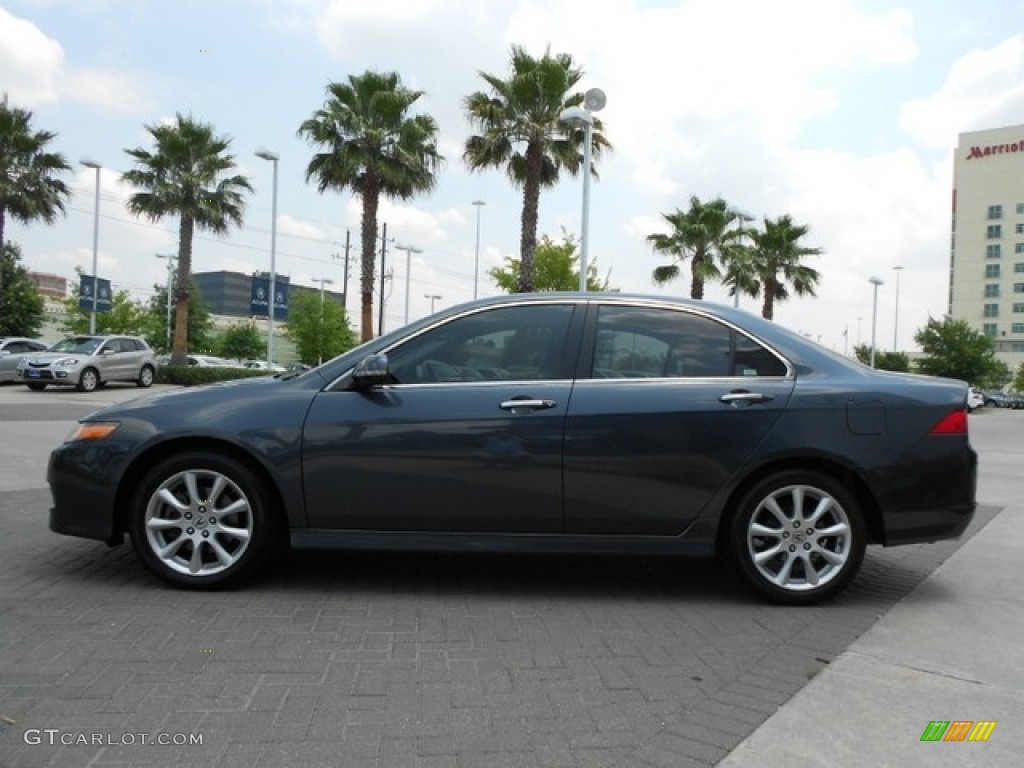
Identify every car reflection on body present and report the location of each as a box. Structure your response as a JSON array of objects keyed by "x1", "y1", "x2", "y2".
[{"x1": 46, "y1": 293, "x2": 977, "y2": 604}]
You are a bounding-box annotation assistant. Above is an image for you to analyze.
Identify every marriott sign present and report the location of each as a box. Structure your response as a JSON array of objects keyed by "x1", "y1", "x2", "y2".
[{"x1": 966, "y1": 140, "x2": 1023, "y2": 160}]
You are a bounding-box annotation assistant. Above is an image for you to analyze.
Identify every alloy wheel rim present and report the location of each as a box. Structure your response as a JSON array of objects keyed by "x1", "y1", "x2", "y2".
[
  {"x1": 746, "y1": 484, "x2": 852, "y2": 592},
  {"x1": 144, "y1": 469, "x2": 253, "y2": 576}
]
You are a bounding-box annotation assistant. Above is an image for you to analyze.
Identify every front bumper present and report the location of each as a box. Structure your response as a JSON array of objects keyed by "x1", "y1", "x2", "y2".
[{"x1": 47, "y1": 440, "x2": 129, "y2": 544}]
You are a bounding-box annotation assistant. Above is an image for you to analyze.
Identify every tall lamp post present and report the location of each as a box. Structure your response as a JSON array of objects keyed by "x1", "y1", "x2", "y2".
[
  {"x1": 396, "y1": 244, "x2": 422, "y2": 326},
  {"x1": 472, "y1": 200, "x2": 485, "y2": 299},
  {"x1": 892, "y1": 265, "x2": 903, "y2": 351},
  {"x1": 425, "y1": 294, "x2": 442, "y2": 314},
  {"x1": 155, "y1": 253, "x2": 175, "y2": 351},
  {"x1": 869, "y1": 276, "x2": 884, "y2": 368},
  {"x1": 80, "y1": 158, "x2": 102, "y2": 333},
  {"x1": 313, "y1": 277, "x2": 334, "y2": 365},
  {"x1": 559, "y1": 88, "x2": 606, "y2": 292},
  {"x1": 255, "y1": 148, "x2": 279, "y2": 365}
]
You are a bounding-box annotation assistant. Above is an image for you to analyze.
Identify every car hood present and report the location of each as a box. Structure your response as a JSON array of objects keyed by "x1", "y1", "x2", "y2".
[{"x1": 23, "y1": 352, "x2": 91, "y2": 364}]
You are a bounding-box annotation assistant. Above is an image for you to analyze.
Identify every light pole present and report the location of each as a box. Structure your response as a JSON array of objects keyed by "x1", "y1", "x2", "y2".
[
  {"x1": 425, "y1": 293, "x2": 442, "y2": 314},
  {"x1": 892, "y1": 265, "x2": 903, "y2": 351},
  {"x1": 313, "y1": 277, "x2": 334, "y2": 365},
  {"x1": 559, "y1": 88, "x2": 606, "y2": 292},
  {"x1": 869, "y1": 276, "x2": 884, "y2": 368},
  {"x1": 396, "y1": 244, "x2": 422, "y2": 326},
  {"x1": 472, "y1": 200, "x2": 485, "y2": 299},
  {"x1": 155, "y1": 254, "x2": 175, "y2": 351},
  {"x1": 80, "y1": 158, "x2": 101, "y2": 334},
  {"x1": 255, "y1": 148, "x2": 279, "y2": 365}
]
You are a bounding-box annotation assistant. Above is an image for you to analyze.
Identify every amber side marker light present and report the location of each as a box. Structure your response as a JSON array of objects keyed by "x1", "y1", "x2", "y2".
[
  {"x1": 930, "y1": 410, "x2": 968, "y2": 435},
  {"x1": 67, "y1": 422, "x2": 120, "y2": 442}
]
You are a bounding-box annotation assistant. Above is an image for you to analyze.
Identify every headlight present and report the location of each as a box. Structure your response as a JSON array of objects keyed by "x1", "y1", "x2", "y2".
[
  {"x1": 65, "y1": 422, "x2": 120, "y2": 442},
  {"x1": 53, "y1": 357, "x2": 79, "y2": 366}
]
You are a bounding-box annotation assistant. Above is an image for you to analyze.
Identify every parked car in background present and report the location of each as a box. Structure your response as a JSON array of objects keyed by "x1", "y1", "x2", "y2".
[
  {"x1": 967, "y1": 387, "x2": 985, "y2": 411},
  {"x1": 17, "y1": 335, "x2": 156, "y2": 392},
  {"x1": 47, "y1": 294, "x2": 977, "y2": 605},
  {"x1": 982, "y1": 390, "x2": 1024, "y2": 409},
  {"x1": 0, "y1": 337, "x2": 48, "y2": 383},
  {"x1": 243, "y1": 359, "x2": 287, "y2": 373},
  {"x1": 188, "y1": 355, "x2": 238, "y2": 368}
]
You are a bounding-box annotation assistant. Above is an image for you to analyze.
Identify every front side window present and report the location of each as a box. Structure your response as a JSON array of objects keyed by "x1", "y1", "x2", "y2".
[
  {"x1": 591, "y1": 305, "x2": 787, "y2": 379},
  {"x1": 386, "y1": 304, "x2": 575, "y2": 384}
]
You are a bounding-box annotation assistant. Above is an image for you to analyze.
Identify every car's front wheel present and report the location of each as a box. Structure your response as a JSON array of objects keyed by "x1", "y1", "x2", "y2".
[
  {"x1": 77, "y1": 367, "x2": 100, "y2": 392},
  {"x1": 137, "y1": 364, "x2": 155, "y2": 388},
  {"x1": 728, "y1": 471, "x2": 865, "y2": 605},
  {"x1": 130, "y1": 452, "x2": 281, "y2": 588},
  {"x1": 26, "y1": 382, "x2": 47, "y2": 391}
]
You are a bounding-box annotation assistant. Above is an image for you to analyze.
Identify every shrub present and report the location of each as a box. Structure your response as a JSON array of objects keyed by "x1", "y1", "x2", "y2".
[{"x1": 156, "y1": 365, "x2": 271, "y2": 387}]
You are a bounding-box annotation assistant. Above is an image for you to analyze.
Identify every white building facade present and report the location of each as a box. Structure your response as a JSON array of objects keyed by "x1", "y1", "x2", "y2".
[{"x1": 950, "y1": 123, "x2": 1024, "y2": 373}]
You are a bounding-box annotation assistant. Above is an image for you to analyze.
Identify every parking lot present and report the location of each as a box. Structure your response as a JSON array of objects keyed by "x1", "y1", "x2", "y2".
[{"x1": 0, "y1": 383, "x2": 1013, "y2": 767}]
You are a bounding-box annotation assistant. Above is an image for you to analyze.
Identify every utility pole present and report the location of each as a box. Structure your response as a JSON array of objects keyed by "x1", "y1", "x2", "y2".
[
  {"x1": 332, "y1": 229, "x2": 351, "y2": 311},
  {"x1": 378, "y1": 223, "x2": 389, "y2": 336}
]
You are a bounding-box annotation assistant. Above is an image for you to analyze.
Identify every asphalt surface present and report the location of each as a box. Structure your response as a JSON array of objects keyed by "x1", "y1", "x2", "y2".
[{"x1": 0, "y1": 383, "x2": 1017, "y2": 767}]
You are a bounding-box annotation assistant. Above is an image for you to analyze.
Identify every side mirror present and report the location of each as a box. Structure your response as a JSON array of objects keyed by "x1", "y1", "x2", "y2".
[{"x1": 351, "y1": 353, "x2": 391, "y2": 389}]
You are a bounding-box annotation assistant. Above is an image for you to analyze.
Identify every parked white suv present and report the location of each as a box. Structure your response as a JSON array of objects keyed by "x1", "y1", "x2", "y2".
[{"x1": 16, "y1": 335, "x2": 157, "y2": 392}]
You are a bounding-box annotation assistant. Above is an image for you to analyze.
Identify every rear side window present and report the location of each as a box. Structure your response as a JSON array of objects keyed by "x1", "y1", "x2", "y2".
[{"x1": 591, "y1": 306, "x2": 787, "y2": 378}]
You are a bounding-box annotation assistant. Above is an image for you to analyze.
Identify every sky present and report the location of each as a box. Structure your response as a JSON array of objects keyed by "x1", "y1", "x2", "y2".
[{"x1": 2, "y1": 0, "x2": 1024, "y2": 349}]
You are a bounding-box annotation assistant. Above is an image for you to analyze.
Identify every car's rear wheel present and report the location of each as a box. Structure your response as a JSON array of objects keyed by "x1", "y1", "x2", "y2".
[
  {"x1": 130, "y1": 452, "x2": 281, "y2": 588},
  {"x1": 26, "y1": 382, "x2": 47, "y2": 391},
  {"x1": 77, "y1": 367, "x2": 99, "y2": 392},
  {"x1": 728, "y1": 471, "x2": 865, "y2": 605},
  {"x1": 137, "y1": 364, "x2": 154, "y2": 388}
]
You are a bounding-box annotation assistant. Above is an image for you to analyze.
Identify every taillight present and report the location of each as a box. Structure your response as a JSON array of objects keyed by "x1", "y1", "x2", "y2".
[{"x1": 930, "y1": 410, "x2": 968, "y2": 435}]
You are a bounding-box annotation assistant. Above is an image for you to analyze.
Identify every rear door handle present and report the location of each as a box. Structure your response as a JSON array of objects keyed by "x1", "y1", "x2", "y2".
[
  {"x1": 719, "y1": 391, "x2": 773, "y2": 405},
  {"x1": 499, "y1": 399, "x2": 557, "y2": 412}
]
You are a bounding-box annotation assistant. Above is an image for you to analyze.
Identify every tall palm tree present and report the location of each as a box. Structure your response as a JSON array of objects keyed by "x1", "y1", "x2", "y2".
[
  {"x1": 747, "y1": 215, "x2": 822, "y2": 319},
  {"x1": 299, "y1": 71, "x2": 442, "y2": 342},
  {"x1": 0, "y1": 94, "x2": 71, "y2": 299},
  {"x1": 123, "y1": 114, "x2": 252, "y2": 365},
  {"x1": 648, "y1": 196, "x2": 741, "y2": 299},
  {"x1": 464, "y1": 45, "x2": 610, "y2": 293}
]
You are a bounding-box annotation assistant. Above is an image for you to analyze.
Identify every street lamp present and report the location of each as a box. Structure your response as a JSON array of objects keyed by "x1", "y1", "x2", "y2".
[
  {"x1": 472, "y1": 200, "x2": 485, "y2": 299},
  {"x1": 559, "y1": 88, "x2": 606, "y2": 292},
  {"x1": 425, "y1": 293, "x2": 442, "y2": 314},
  {"x1": 155, "y1": 254, "x2": 175, "y2": 351},
  {"x1": 396, "y1": 244, "x2": 423, "y2": 326},
  {"x1": 80, "y1": 158, "x2": 101, "y2": 334},
  {"x1": 868, "y1": 276, "x2": 884, "y2": 368},
  {"x1": 255, "y1": 148, "x2": 279, "y2": 365},
  {"x1": 892, "y1": 265, "x2": 903, "y2": 351},
  {"x1": 312, "y1": 277, "x2": 334, "y2": 365}
]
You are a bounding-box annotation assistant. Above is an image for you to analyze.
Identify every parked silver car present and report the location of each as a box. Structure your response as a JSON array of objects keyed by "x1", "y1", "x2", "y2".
[
  {"x1": 0, "y1": 337, "x2": 49, "y2": 383},
  {"x1": 16, "y1": 335, "x2": 157, "y2": 392}
]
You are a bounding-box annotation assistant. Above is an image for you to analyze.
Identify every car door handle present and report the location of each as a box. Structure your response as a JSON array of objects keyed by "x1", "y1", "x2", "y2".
[
  {"x1": 720, "y1": 391, "x2": 773, "y2": 405},
  {"x1": 499, "y1": 399, "x2": 557, "y2": 412}
]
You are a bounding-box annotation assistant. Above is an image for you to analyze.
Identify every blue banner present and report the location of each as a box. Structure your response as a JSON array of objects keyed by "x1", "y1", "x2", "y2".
[
  {"x1": 78, "y1": 275, "x2": 112, "y2": 313},
  {"x1": 250, "y1": 276, "x2": 288, "y2": 320}
]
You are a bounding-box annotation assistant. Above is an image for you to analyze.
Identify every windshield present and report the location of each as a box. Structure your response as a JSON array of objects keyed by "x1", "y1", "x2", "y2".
[{"x1": 50, "y1": 337, "x2": 102, "y2": 355}]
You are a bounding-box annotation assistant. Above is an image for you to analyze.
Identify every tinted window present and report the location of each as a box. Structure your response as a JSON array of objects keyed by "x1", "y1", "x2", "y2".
[
  {"x1": 387, "y1": 304, "x2": 575, "y2": 384},
  {"x1": 592, "y1": 306, "x2": 786, "y2": 378}
]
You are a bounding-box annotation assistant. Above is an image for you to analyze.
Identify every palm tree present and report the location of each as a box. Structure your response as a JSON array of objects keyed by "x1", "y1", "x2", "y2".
[
  {"x1": 648, "y1": 196, "x2": 741, "y2": 299},
  {"x1": 123, "y1": 114, "x2": 252, "y2": 365},
  {"x1": 464, "y1": 45, "x2": 610, "y2": 293},
  {"x1": 0, "y1": 94, "x2": 71, "y2": 300},
  {"x1": 747, "y1": 215, "x2": 822, "y2": 319},
  {"x1": 298, "y1": 71, "x2": 442, "y2": 342}
]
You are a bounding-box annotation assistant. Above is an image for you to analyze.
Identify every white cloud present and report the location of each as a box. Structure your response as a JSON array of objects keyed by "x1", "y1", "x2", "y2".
[
  {"x1": 0, "y1": 6, "x2": 63, "y2": 105},
  {"x1": 61, "y1": 68, "x2": 157, "y2": 114},
  {"x1": 277, "y1": 214, "x2": 326, "y2": 241}
]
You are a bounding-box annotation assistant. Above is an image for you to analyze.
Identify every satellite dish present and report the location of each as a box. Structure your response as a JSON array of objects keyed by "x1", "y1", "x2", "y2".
[{"x1": 584, "y1": 88, "x2": 607, "y2": 112}]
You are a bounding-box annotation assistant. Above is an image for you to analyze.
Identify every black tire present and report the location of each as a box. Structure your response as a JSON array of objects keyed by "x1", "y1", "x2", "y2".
[
  {"x1": 137, "y1": 364, "x2": 155, "y2": 388},
  {"x1": 77, "y1": 367, "x2": 100, "y2": 392},
  {"x1": 728, "y1": 470, "x2": 865, "y2": 605},
  {"x1": 129, "y1": 451, "x2": 282, "y2": 589},
  {"x1": 26, "y1": 382, "x2": 47, "y2": 391}
]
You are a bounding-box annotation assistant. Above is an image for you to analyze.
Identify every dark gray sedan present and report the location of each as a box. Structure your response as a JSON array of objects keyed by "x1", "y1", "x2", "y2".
[{"x1": 47, "y1": 294, "x2": 977, "y2": 604}]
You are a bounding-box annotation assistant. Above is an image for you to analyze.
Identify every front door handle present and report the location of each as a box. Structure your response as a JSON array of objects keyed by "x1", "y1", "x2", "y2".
[
  {"x1": 499, "y1": 399, "x2": 557, "y2": 412},
  {"x1": 719, "y1": 391, "x2": 773, "y2": 406}
]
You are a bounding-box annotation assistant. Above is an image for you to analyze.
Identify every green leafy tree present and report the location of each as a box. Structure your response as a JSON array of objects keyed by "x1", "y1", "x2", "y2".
[
  {"x1": 61, "y1": 286, "x2": 147, "y2": 335},
  {"x1": 0, "y1": 94, "x2": 71, "y2": 304},
  {"x1": 914, "y1": 317, "x2": 1007, "y2": 384},
  {"x1": 141, "y1": 281, "x2": 213, "y2": 354},
  {"x1": 215, "y1": 322, "x2": 265, "y2": 362},
  {"x1": 490, "y1": 232, "x2": 609, "y2": 292},
  {"x1": 745, "y1": 215, "x2": 822, "y2": 320},
  {"x1": 299, "y1": 72, "x2": 442, "y2": 343},
  {"x1": 285, "y1": 290, "x2": 357, "y2": 365},
  {"x1": 0, "y1": 242, "x2": 45, "y2": 336},
  {"x1": 464, "y1": 45, "x2": 610, "y2": 293},
  {"x1": 1013, "y1": 362, "x2": 1024, "y2": 393},
  {"x1": 852, "y1": 344, "x2": 911, "y2": 372},
  {"x1": 123, "y1": 114, "x2": 252, "y2": 365},
  {"x1": 649, "y1": 196, "x2": 743, "y2": 299}
]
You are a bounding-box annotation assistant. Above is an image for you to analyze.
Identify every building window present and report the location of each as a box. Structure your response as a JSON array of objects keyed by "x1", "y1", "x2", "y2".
[
  {"x1": 1017, "y1": 223, "x2": 1024, "y2": 234},
  {"x1": 984, "y1": 304, "x2": 999, "y2": 317},
  {"x1": 983, "y1": 323, "x2": 998, "y2": 337},
  {"x1": 1014, "y1": 343, "x2": 1024, "y2": 352},
  {"x1": 1013, "y1": 323, "x2": 1024, "y2": 334},
  {"x1": 1015, "y1": 303, "x2": 1024, "y2": 314},
  {"x1": 985, "y1": 284, "x2": 1000, "y2": 298},
  {"x1": 985, "y1": 264, "x2": 1001, "y2": 278},
  {"x1": 1016, "y1": 284, "x2": 1024, "y2": 294},
  {"x1": 987, "y1": 225, "x2": 1002, "y2": 238},
  {"x1": 1018, "y1": 203, "x2": 1024, "y2": 215},
  {"x1": 1016, "y1": 243, "x2": 1024, "y2": 254},
  {"x1": 1016, "y1": 263, "x2": 1024, "y2": 273},
  {"x1": 987, "y1": 244, "x2": 1002, "y2": 259},
  {"x1": 988, "y1": 205, "x2": 1003, "y2": 219}
]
